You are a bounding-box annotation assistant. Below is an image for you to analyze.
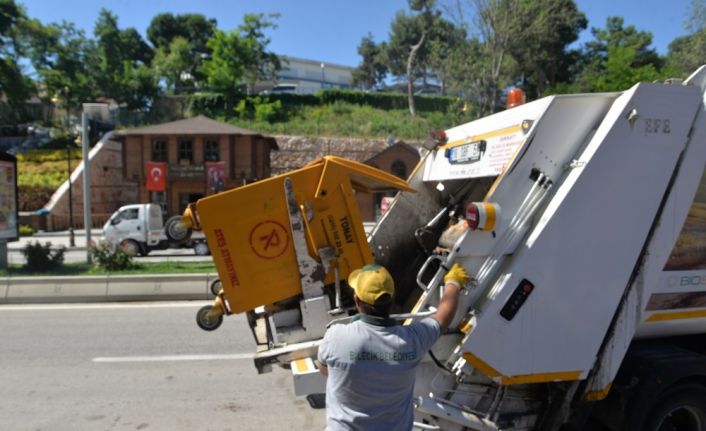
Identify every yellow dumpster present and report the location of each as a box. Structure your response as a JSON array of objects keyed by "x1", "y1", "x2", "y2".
[{"x1": 196, "y1": 156, "x2": 414, "y2": 314}]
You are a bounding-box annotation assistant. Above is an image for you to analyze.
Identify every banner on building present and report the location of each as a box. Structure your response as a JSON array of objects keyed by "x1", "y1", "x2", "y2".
[
  {"x1": 206, "y1": 161, "x2": 226, "y2": 193},
  {"x1": 146, "y1": 162, "x2": 167, "y2": 192}
]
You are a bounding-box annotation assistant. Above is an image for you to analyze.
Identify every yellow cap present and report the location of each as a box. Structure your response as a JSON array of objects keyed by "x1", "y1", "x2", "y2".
[{"x1": 348, "y1": 264, "x2": 395, "y2": 305}]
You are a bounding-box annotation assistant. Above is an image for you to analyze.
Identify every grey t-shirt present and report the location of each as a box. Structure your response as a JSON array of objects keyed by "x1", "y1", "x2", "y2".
[{"x1": 317, "y1": 314, "x2": 441, "y2": 431}]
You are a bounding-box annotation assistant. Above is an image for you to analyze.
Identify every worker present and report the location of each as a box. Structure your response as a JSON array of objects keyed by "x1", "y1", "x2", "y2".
[{"x1": 317, "y1": 262, "x2": 469, "y2": 430}]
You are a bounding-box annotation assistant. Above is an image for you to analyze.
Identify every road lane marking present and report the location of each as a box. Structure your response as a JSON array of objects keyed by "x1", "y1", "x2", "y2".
[
  {"x1": 93, "y1": 353, "x2": 253, "y2": 363},
  {"x1": 0, "y1": 301, "x2": 211, "y2": 311}
]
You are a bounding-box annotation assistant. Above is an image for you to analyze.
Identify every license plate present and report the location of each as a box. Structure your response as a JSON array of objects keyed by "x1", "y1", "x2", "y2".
[{"x1": 446, "y1": 140, "x2": 486, "y2": 164}]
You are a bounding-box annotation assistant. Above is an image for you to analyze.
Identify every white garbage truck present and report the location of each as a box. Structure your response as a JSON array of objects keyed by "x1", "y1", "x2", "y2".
[
  {"x1": 102, "y1": 203, "x2": 210, "y2": 256},
  {"x1": 190, "y1": 65, "x2": 706, "y2": 430}
]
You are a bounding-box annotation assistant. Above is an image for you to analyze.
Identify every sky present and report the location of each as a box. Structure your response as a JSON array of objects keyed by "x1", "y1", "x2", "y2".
[{"x1": 19, "y1": 0, "x2": 695, "y2": 68}]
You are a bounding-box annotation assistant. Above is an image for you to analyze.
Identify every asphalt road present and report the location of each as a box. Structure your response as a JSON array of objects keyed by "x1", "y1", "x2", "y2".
[{"x1": 0, "y1": 301, "x2": 326, "y2": 431}]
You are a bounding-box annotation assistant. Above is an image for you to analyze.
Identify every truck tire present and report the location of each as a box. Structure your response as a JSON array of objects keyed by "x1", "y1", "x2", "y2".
[
  {"x1": 119, "y1": 239, "x2": 140, "y2": 257},
  {"x1": 637, "y1": 384, "x2": 706, "y2": 431},
  {"x1": 165, "y1": 215, "x2": 191, "y2": 243}
]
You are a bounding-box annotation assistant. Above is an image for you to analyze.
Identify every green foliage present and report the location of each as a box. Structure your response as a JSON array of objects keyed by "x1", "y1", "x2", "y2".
[
  {"x1": 17, "y1": 147, "x2": 79, "y2": 210},
  {"x1": 565, "y1": 16, "x2": 668, "y2": 93},
  {"x1": 147, "y1": 12, "x2": 216, "y2": 87},
  {"x1": 93, "y1": 9, "x2": 156, "y2": 109},
  {"x1": 0, "y1": 261, "x2": 216, "y2": 276},
  {"x1": 319, "y1": 89, "x2": 455, "y2": 112},
  {"x1": 90, "y1": 241, "x2": 133, "y2": 271},
  {"x1": 231, "y1": 100, "x2": 472, "y2": 140},
  {"x1": 25, "y1": 21, "x2": 100, "y2": 112},
  {"x1": 153, "y1": 36, "x2": 194, "y2": 93},
  {"x1": 352, "y1": 34, "x2": 388, "y2": 90},
  {"x1": 667, "y1": 28, "x2": 706, "y2": 77},
  {"x1": 22, "y1": 241, "x2": 65, "y2": 271},
  {"x1": 18, "y1": 224, "x2": 34, "y2": 236},
  {"x1": 201, "y1": 13, "x2": 280, "y2": 96},
  {"x1": 188, "y1": 92, "x2": 227, "y2": 118}
]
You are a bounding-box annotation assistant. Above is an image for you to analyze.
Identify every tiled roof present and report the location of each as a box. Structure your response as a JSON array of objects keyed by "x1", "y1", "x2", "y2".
[{"x1": 116, "y1": 115, "x2": 265, "y2": 137}]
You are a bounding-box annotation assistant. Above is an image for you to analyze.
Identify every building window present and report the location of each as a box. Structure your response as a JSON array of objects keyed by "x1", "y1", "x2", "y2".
[
  {"x1": 205, "y1": 140, "x2": 220, "y2": 161},
  {"x1": 152, "y1": 140, "x2": 167, "y2": 162},
  {"x1": 391, "y1": 159, "x2": 407, "y2": 179},
  {"x1": 178, "y1": 139, "x2": 193, "y2": 165}
]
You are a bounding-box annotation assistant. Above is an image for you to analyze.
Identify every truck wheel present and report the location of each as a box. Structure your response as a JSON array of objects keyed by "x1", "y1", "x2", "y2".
[
  {"x1": 194, "y1": 241, "x2": 210, "y2": 256},
  {"x1": 165, "y1": 215, "x2": 191, "y2": 243},
  {"x1": 119, "y1": 239, "x2": 140, "y2": 257},
  {"x1": 210, "y1": 279, "x2": 222, "y2": 297},
  {"x1": 639, "y1": 384, "x2": 706, "y2": 431},
  {"x1": 196, "y1": 305, "x2": 223, "y2": 331}
]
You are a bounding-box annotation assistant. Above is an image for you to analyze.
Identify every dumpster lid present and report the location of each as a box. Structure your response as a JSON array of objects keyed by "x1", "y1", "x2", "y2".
[{"x1": 307, "y1": 156, "x2": 415, "y2": 198}]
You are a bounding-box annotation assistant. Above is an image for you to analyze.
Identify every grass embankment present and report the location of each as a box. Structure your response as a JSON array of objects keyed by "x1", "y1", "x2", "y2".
[
  {"x1": 0, "y1": 261, "x2": 216, "y2": 277},
  {"x1": 232, "y1": 102, "x2": 470, "y2": 141}
]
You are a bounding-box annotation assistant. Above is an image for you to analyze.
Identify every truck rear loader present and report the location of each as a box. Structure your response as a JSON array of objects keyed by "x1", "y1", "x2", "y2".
[{"x1": 189, "y1": 66, "x2": 706, "y2": 430}]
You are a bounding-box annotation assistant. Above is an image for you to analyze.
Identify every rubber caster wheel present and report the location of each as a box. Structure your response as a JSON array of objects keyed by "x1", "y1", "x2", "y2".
[
  {"x1": 196, "y1": 305, "x2": 223, "y2": 331},
  {"x1": 210, "y1": 279, "x2": 222, "y2": 297}
]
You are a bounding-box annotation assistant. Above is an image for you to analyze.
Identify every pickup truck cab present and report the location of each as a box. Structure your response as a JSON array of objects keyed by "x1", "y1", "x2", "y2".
[{"x1": 102, "y1": 203, "x2": 209, "y2": 256}]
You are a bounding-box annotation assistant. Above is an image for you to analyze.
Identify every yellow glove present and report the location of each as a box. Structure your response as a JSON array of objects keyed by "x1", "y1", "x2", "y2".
[{"x1": 444, "y1": 263, "x2": 469, "y2": 289}]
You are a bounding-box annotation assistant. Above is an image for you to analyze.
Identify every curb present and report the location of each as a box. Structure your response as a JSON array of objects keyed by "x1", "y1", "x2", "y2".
[{"x1": 0, "y1": 273, "x2": 218, "y2": 304}]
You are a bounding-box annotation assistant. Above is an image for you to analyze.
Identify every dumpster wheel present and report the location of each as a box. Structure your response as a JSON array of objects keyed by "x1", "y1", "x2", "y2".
[{"x1": 196, "y1": 305, "x2": 223, "y2": 331}]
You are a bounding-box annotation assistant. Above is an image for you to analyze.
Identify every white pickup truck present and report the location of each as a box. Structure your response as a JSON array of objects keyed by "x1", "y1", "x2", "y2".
[{"x1": 102, "y1": 203, "x2": 210, "y2": 256}]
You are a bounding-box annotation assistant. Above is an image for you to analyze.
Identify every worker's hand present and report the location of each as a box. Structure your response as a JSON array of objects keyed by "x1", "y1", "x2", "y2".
[{"x1": 444, "y1": 263, "x2": 469, "y2": 289}]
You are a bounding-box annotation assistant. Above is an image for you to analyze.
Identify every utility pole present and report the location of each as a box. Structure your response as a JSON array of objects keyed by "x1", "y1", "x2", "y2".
[
  {"x1": 81, "y1": 111, "x2": 91, "y2": 264},
  {"x1": 66, "y1": 142, "x2": 75, "y2": 247}
]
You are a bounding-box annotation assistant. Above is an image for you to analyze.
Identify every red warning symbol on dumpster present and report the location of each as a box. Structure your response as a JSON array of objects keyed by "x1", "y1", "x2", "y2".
[{"x1": 249, "y1": 220, "x2": 290, "y2": 259}]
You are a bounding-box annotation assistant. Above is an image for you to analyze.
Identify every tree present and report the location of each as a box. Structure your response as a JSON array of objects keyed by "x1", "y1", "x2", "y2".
[
  {"x1": 386, "y1": 0, "x2": 464, "y2": 116},
  {"x1": 440, "y1": 0, "x2": 518, "y2": 115},
  {"x1": 0, "y1": 0, "x2": 33, "y2": 119},
  {"x1": 352, "y1": 34, "x2": 388, "y2": 90},
  {"x1": 25, "y1": 21, "x2": 100, "y2": 115},
  {"x1": 152, "y1": 37, "x2": 193, "y2": 94},
  {"x1": 667, "y1": 0, "x2": 706, "y2": 77},
  {"x1": 571, "y1": 17, "x2": 664, "y2": 92},
  {"x1": 504, "y1": 0, "x2": 587, "y2": 97},
  {"x1": 93, "y1": 9, "x2": 156, "y2": 109},
  {"x1": 201, "y1": 13, "x2": 280, "y2": 96},
  {"x1": 146, "y1": 13, "x2": 216, "y2": 87}
]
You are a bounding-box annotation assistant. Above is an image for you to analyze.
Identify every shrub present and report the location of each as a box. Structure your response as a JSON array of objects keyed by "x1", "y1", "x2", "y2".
[
  {"x1": 22, "y1": 241, "x2": 65, "y2": 271},
  {"x1": 90, "y1": 241, "x2": 133, "y2": 271},
  {"x1": 19, "y1": 224, "x2": 35, "y2": 236},
  {"x1": 254, "y1": 99, "x2": 283, "y2": 122}
]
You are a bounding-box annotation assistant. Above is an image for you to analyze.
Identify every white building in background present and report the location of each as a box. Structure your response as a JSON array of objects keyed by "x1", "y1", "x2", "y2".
[{"x1": 257, "y1": 56, "x2": 355, "y2": 95}]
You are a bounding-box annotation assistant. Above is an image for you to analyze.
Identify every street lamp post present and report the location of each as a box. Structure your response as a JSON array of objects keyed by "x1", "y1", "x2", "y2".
[{"x1": 66, "y1": 143, "x2": 75, "y2": 247}]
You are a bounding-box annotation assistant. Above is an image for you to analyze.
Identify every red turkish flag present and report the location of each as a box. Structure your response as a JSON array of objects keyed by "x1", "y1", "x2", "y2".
[{"x1": 146, "y1": 162, "x2": 167, "y2": 191}]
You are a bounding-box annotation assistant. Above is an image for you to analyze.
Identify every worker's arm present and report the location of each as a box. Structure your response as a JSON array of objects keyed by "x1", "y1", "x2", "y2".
[
  {"x1": 315, "y1": 360, "x2": 328, "y2": 377},
  {"x1": 433, "y1": 264, "x2": 469, "y2": 332}
]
